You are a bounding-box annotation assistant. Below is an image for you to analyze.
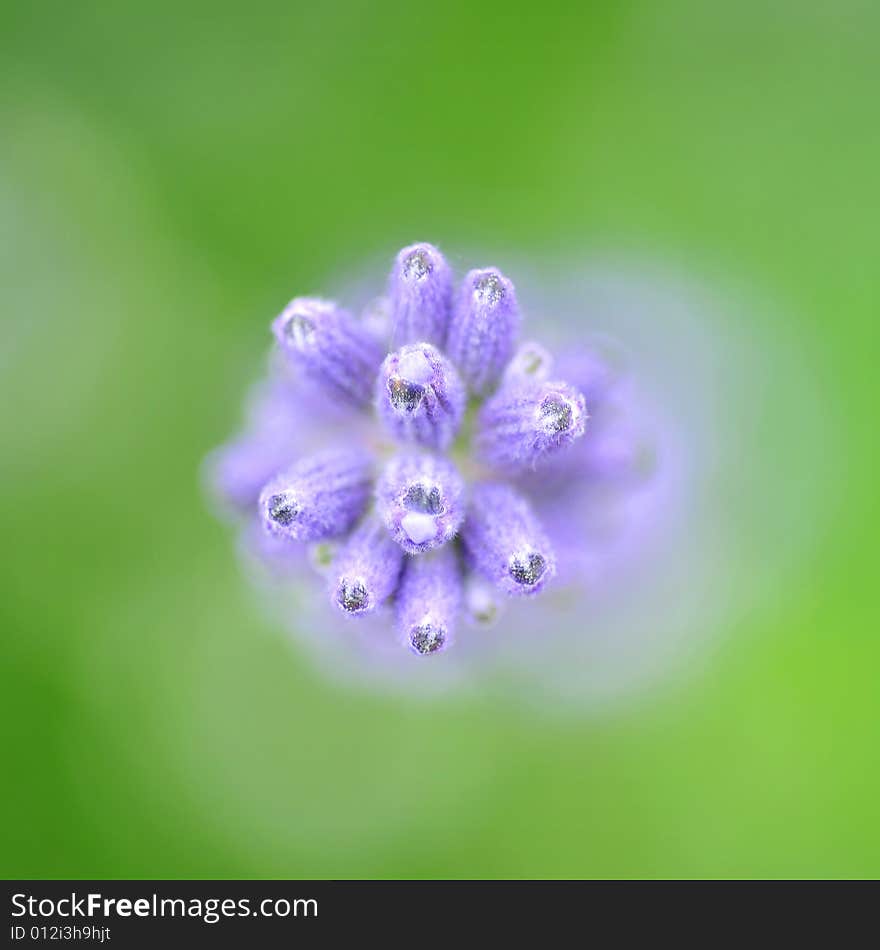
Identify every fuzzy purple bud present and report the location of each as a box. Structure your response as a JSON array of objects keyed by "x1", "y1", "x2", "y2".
[
  {"x1": 461, "y1": 483, "x2": 556, "y2": 596},
  {"x1": 375, "y1": 343, "x2": 466, "y2": 449},
  {"x1": 476, "y1": 379, "x2": 587, "y2": 471},
  {"x1": 446, "y1": 267, "x2": 520, "y2": 395},
  {"x1": 388, "y1": 243, "x2": 453, "y2": 346},
  {"x1": 332, "y1": 515, "x2": 405, "y2": 615},
  {"x1": 396, "y1": 547, "x2": 462, "y2": 655},
  {"x1": 259, "y1": 449, "x2": 373, "y2": 542},
  {"x1": 376, "y1": 453, "x2": 465, "y2": 554},
  {"x1": 272, "y1": 297, "x2": 383, "y2": 407}
]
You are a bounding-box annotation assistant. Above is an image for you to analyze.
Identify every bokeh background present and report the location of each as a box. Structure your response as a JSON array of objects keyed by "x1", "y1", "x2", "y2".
[{"x1": 2, "y1": 0, "x2": 878, "y2": 878}]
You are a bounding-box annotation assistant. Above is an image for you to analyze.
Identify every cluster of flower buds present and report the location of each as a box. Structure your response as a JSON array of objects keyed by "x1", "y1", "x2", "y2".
[{"x1": 208, "y1": 241, "x2": 614, "y2": 658}]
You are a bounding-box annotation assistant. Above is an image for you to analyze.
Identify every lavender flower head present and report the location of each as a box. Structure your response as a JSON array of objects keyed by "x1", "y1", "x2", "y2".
[
  {"x1": 259, "y1": 448, "x2": 372, "y2": 541},
  {"x1": 206, "y1": 241, "x2": 663, "y2": 671}
]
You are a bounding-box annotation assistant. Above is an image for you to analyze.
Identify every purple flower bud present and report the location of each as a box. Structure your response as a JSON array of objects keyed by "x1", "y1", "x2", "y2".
[
  {"x1": 272, "y1": 297, "x2": 383, "y2": 408},
  {"x1": 376, "y1": 453, "x2": 465, "y2": 554},
  {"x1": 259, "y1": 449, "x2": 373, "y2": 542},
  {"x1": 476, "y1": 379, "x2": 587, "y2": 471},
  {"x1": 375, "y1": 343, "x2": 466, "y2": 449},
  {"x1": 388, "y1": 243, "x2": 453, "y2": 346},
  {"x1": 332, "y1": 515, "x2": 405, "y2": 615},
  {"x1": 461, "y1": 483, "x2": 555, "y2": 596},
  {"x1": 446, "y1": 267, "x2": 520, "y2": 395},
  {"x1": 396, "y1": 547, "x2": 462, "y2": 655}
]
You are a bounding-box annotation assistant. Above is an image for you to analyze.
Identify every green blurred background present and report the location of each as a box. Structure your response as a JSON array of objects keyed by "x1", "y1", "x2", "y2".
[{"x1": 2, "y1": 0, "x2": 878, "y2": 878}]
